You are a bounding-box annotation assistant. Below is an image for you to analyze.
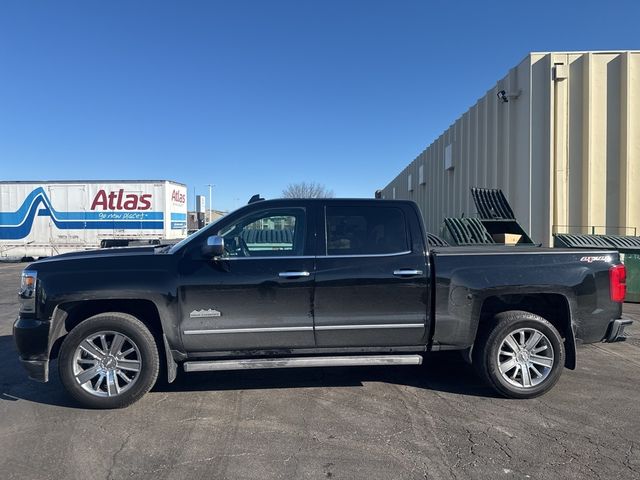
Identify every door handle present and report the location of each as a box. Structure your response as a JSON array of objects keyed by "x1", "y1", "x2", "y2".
[
  {"x1": 279, "y1": 271, "x2": 311, "y2": 278},
  {"x1": 393, "y1": 269, "x2": 423, "y2": 277}
]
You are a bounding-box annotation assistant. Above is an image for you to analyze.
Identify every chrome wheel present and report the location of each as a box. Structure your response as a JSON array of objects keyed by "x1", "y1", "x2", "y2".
[
  {"x1": 72, "y1": 331, "x2": 142, "y2": 397},
  {"x1": 497, "y1": 327, "x2": 554, "y2": 389}
]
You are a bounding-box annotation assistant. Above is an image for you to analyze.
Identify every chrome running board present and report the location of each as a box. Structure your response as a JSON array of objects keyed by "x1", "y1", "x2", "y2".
[{"x1": 183, "y1": 354, "x2": 423, "y2": 372}]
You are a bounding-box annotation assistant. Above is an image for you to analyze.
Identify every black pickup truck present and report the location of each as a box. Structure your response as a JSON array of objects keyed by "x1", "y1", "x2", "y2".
[{"x1": 13, "y1": 198, "x2": 632, "y2": 408}]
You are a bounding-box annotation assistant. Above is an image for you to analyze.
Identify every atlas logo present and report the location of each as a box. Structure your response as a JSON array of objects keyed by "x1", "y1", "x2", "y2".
[
  {"x1": 90, "y1": 189, "x2": 152, "y2": 211},
  {"x1": 171, "y1": 190, "x2": 186, "y2": 204}
]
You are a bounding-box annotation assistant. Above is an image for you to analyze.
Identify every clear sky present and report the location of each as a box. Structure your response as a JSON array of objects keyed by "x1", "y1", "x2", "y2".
[{"x1": 1, "y1": 0, "x2": 639, "y2": 212}]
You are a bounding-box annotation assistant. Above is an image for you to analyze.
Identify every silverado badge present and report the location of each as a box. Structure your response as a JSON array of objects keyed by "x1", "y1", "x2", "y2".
[{"x1": 190, "y1": 309, "x2": 222, "y2": 318}]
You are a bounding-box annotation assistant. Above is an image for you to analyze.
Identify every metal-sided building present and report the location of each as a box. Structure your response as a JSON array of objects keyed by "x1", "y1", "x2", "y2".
[{"x1": 380, "y1": 51, "x2": 640, "y2": 247}]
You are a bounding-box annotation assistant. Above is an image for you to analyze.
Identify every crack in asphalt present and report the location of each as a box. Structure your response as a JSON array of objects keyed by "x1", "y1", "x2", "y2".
[
  {"x1": 107, "y1": 432, "x2": 134, "y2": 480},
  {"x1": 140, "y1": 451, "x2": 271, "y2": 476}
]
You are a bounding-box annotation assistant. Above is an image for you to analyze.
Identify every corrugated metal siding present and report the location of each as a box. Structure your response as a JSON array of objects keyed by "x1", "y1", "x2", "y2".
[{"x1": 380, "y1": 51, "x2": 640, "y2": 246}]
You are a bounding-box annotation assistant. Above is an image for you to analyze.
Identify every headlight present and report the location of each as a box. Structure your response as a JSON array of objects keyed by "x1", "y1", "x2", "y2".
[
  {"x1": 20, "y1": 270, "x2": 37, "y2": 293},
  {"x1": 19, "y1": 270, "x2": 38, "y2": 313}
]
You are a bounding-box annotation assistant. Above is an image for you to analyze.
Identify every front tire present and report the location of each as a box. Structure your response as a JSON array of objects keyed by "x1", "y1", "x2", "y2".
[
  {"x1": 474, "y1": 311, "x2": 565, "y2": 399},
  {"x1": 58, "y1": 312, "x2": 159, "y2": 409}
]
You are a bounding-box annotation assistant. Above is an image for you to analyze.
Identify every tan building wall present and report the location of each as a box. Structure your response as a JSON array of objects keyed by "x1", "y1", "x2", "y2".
[{"x1": 380, "y1": 51, "x2": 640, "y2": 246}]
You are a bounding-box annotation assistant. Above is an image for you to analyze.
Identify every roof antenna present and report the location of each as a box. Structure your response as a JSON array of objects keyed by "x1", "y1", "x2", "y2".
[{"x1": 248, "y1": 194, "x2": 264, "y2": 204}]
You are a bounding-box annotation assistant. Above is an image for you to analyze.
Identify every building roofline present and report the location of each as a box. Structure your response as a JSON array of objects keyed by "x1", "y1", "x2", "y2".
[
  {"x1": 518, "y1": 50, "x2": 640, "y2": 69},
  {"x1": 527, "y1": 49, "x2": 640, "y2": 55}
]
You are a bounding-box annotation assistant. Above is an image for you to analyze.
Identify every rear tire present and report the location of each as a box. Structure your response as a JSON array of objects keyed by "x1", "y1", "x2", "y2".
[
  {"x1": 58, "y1": 312, "x2": 159, "y2": 409},
  {"x1": 473, "y1": 311, "x2": 565, "y2": 399}
]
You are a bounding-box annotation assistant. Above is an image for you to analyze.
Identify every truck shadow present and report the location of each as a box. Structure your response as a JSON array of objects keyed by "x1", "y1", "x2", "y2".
[
  {"x1": 0, "y1": 335, "x2": 76, "y2": 408},
  {"x1": 0, "y1": 333, "x2": 497, "y2": 409}
]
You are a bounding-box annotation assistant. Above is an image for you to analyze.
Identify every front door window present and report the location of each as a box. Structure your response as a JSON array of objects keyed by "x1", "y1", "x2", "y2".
[{"x1": 217, "y1": 209, "x2": 305, "y2": 257}]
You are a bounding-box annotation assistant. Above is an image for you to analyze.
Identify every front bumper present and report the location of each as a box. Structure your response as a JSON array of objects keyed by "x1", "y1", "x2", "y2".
[
  {"x1": 17, "y1": 358, "x2": 49, "y2": 382},
  {"x1": 604, "y1": 318, "x2": 633, "y2": 342},
  {"x1": 13, "y1": 316, "x2": 51, "y2": 382}
]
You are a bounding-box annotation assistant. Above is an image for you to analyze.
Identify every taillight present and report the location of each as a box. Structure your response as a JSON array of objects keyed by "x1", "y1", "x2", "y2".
[{"x1": 609, "y1": 264, "x2": 626, "y2": 303}]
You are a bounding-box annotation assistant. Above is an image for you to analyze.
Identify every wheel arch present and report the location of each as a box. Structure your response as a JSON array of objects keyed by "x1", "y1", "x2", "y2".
[
  {"x1": 474, "y1": 293, "x2": 576, "y2": 370},
  {"x1": 49, "y1": 299, "x2": 177, "y2": 382}
]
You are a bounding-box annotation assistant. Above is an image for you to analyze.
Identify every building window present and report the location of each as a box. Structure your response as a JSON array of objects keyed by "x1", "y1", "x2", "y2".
[
  {"x1": 392, "y1": 187, "x2": 396, "y2": 199},
  {"x1": 408, "y1": 174, "x2": 413, "y2": 192},
  {"x1": 444, "y1": 144, "x2": 453, "y2": 171},
  {"x1": 419, "y1": 165, "x2": 425, "y2": 185}
]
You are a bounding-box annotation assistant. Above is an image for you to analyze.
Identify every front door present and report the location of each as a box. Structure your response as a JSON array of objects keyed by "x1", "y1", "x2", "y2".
[
  {"x1": 314, "y1": 203, "x2": 428, "y2": 347},
  {"x1": 178, "y1": 206, "x2": 315, "y2": 353}
]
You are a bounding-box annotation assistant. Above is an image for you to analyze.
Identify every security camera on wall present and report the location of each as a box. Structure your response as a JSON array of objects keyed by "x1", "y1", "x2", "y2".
[{"x1": 497, "y1": 89, "x2": 521, "y2": 103}]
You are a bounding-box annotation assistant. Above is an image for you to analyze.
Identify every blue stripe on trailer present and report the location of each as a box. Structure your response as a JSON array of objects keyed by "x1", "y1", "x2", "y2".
[{"x1": 37, "y1": 209, "x2": 164, "y2": 221}]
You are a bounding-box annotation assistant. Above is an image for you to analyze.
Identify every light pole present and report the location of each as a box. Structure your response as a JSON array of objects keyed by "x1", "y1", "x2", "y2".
[{"x1": 206, "y1": 184, "x2": 214, "y2": 224}]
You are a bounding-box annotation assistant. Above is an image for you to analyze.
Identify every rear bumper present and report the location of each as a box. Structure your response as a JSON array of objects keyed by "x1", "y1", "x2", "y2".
[
  {"x1": 13, "y1": 316, "x2": 51, "y2": 382},
  {"x1": 604, "y1": 318, "x2": 633, "y2": 342}
]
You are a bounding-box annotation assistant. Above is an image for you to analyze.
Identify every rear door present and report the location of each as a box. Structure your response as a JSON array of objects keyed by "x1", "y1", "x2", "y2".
[{"x1": 313, "y1": 202, "x2": 429, "y2": 347}]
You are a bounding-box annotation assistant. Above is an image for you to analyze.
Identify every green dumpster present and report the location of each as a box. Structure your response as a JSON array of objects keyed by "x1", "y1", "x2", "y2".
[
  {"x1": 607, "y1": 235, "x2": 640, "y2": 303},
  {"x1": 620, "y1": 253, "x2": 640, "y2": 302}
]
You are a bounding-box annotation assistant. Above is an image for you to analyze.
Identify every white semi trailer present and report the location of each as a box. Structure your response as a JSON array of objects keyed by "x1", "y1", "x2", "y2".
[{"x1": 0, "y1": 180, "x2": 187, "y2": 260}]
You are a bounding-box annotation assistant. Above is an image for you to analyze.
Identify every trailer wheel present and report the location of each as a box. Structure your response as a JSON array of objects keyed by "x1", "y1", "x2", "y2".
[
  {"x1": 58, "y1": 312, "x2": 159, "y2": 409},
  {"x1": 473, "y1": 311, "x2": 565, "y2": 399}
]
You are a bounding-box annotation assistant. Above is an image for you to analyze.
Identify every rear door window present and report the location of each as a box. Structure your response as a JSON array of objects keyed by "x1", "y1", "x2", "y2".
[{"x1": 325, "y1": 206, "x2": 409, "y2": 256}]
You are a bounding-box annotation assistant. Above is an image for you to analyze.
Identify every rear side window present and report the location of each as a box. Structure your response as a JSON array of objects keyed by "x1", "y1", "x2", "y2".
[{"x1": 325, "y1": 206, "x2": 409, "y2": 256}]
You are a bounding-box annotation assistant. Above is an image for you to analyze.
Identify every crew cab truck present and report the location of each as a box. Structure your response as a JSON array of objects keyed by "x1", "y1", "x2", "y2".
[{"x1": 13, "y1": 198, "x2": 632, "y2": 408}]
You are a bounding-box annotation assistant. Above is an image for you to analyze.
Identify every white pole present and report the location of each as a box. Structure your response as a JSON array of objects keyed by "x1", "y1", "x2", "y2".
[{"x1": 207, "y1": 184, "x2": 214, "y2": 224}]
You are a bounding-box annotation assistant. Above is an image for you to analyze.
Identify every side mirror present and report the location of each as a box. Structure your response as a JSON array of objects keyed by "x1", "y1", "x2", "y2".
[{"x1": 202, "y1": 235, "x2": 225, "y2": 257}]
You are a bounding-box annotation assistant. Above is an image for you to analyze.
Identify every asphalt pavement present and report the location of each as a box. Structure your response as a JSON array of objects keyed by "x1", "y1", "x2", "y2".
[{"x1": 0, "y1": 262, "x2": 638, "y2": 479}]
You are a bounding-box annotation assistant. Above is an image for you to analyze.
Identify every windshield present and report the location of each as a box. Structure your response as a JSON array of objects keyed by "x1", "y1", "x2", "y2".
[{"x1": 167, "y1": 216, "x2": 225, "y2": 254}]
